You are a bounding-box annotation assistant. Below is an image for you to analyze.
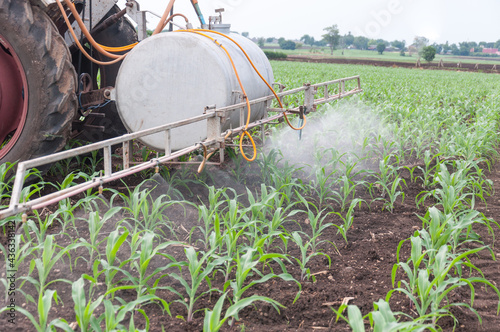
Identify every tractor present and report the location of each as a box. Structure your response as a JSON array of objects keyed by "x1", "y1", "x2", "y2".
[{"x1": 0, "y1": 0, "x2": 362, "y2": 219}]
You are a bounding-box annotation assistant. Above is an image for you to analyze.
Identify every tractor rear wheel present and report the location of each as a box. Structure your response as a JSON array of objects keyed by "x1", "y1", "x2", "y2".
[{"x1": 0, "y1": 0, "x2": 77, "y2": 165}]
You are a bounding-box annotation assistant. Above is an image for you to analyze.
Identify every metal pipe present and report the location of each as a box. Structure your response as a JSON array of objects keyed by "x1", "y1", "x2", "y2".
[
  {"x1": 1, "y1": 77, "x2": 363, "y2": 220},
  {"x1": 190, "y1": 0, "x2": 206, "y2": 26}
]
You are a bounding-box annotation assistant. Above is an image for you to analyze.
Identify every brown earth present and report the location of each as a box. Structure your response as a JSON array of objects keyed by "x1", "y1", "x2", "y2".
[{"x1": 1, "y1": 157, "x2": 500, "y2": 332}]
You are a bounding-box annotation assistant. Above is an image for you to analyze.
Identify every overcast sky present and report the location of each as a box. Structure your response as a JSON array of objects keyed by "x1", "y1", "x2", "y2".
[{"x1": 118, "y1": 0, "x2": 499, "y2": 44}]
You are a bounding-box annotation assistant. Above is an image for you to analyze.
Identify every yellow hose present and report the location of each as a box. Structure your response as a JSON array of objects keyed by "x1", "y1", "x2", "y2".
[
  {"x1": 97, "y1": 42, "x2": 139, "y2": 53},
  {"x1": 186, "y1": 30, "x2": 257, "y2": 162},
  {"x1": 55, "y1": 0, "x2": 127, "y2": 65},
  {"x1": 182, "y1": 29, "x2": 307, "y2": 131}
]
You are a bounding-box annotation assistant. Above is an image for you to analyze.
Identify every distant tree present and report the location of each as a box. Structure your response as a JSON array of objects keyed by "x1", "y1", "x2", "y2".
[
  {"x1": 257, "y1": 37, "x2": 265, "y2": 48},
  {"x1": 413, "y1": 36, "x2": 429, "y2": 57},
  {"x1": 422, "y1": 46, "x2": 436, "y2": 62},
  {"x1": 458, "y1": 42, "x2": 471, "y2": 56},
  {"x1": 279, "y1": 40, "x2": 296, "y2": 50},
  {"x1": 344, "y1": 32, "x2": 354, "y2": 46},
  {"x1": 300, "y1": 34, "x2": 315, "y2": 47},
  {"x1": 431, "y1": 43, "x2": 442, "y2": 54},
  {"x1": 391, "y1": 40, "x2": 406, "y2": 50},
  {"x1": 278, "y1": 37, "x2": 286, "y2": 45},
  {"x1": 377, "y1": 43, "x2": 386, "y2": 54},
  {"x1": 242, "y1": 32, "x2": 249, "y2": 38},
  {"x1": 266, "y1": 37, "x2": 275, "y2": 43},
  {"x1": 353, "y1": 36, "x2": 369, "y2": 50},
  {"x1": 322, "y1": 25, "x2": 341, "y2": 55},
  {"x1": 314, "y1": 39, "x2": 327, "y2": 47},
  {"x1": 442, "y1": 41, "x2": 451, "y2": 53},
  {"x1": 451, "y1": 43, "x2": 459, "y2": 55}
]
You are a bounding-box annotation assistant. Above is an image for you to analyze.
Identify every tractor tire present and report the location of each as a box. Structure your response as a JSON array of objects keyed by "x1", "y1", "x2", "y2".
[
  {"x1": 72, "y1": 5, "x2": 137, "y2": 142},
  {"x1": 0, "y1": 0, "x2": 77, "y2": 164}
]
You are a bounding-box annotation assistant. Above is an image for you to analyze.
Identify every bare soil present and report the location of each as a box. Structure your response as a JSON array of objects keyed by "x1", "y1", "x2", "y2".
[{"x1": 1, "y1": 158, "x2": 500, "y2": 332}]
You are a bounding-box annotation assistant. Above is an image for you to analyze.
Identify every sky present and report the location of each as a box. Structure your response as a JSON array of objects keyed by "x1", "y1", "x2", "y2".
[{"x1": 117, "y1": 0, "x2": 499, "y2": 45}]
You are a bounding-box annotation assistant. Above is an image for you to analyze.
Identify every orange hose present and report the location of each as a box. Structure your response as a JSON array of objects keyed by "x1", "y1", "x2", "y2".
[
  {"x1": 160, "y1": 13, "x2": 190, "y2": 31},
  {"x1": 55, "y1": 0, "x2": 126, "y2": 65},
  {"x1": 186, "y1": 29, "x2": 307, "y2": 131},
  {"x1": 60, "y1": 0, "x2": 122, "y2": 59},
  {"x1": 188, "y1": 31, "x2": 257, "y2": 162},
  {"x1": 153, "y1": 0, "x2": 176, "y2": 35}
]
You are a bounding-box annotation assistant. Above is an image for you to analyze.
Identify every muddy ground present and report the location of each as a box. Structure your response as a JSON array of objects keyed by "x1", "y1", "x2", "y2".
[{"x1": 1, "y1": 153, "x2": 499, "y2": 332}]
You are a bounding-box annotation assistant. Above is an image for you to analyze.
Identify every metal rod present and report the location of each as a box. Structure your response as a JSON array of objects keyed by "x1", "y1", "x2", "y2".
[
  {"x1": 0, "y1": 76, "x2": 362, "y2": 219},
  {"x1": 103, "y1": 145, "x2": 112, "y2": 177}
]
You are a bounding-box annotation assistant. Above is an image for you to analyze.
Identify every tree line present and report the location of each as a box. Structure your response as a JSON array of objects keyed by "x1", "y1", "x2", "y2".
[{"x1": 251, "y1": 25, "x2": 500, "y2": 58}]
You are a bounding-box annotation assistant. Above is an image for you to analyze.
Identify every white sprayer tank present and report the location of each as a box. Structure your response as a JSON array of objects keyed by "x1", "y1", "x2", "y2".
[{"x1": 114, "y1": 31, "x2": 274, "y2": 152}]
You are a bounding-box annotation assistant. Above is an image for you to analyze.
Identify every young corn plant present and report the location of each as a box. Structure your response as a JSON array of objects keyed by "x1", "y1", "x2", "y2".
[
  {"x1": 307, "y1": 164, "x2": 339, "y2": 210},
  {"x1": 333, "y1": 198, "x2": 364, "y2": 243},
  {"x1": 0, "y1": 238, "x2": 36, "y2": 303},
  {"x1": 192, "y1": 186, "x2": 228, "y2": 249},
  {"x1": 297, "y1": 194, "x2": 335, "y2": 253},
  {"x1": 0, "y1": 288, "x2": 72, "y2": 332},
  {"x1": 291, "y1": 231, "x2": 332, "y2": 281},
  {"x1": 0, "y1": 162, "x2": 16, "y2": 208},
  {"x1": 99, "y1": 227, "x2": 131, "y2": 298},
  {"x1": 121, "y1": 231, "x2": 182, "y2": 301},
  {"x1": 374, "y1": 176, "x2": 406, "y2": 213},
  {"x1": 77, "y1": 207, "x2": 122, "y2": 269},
  {"x1": 416, "y1": 150, "x2": 443, "y2": 189},
  {"x1": 93, "y1": 295, "x2": 169, "y2": 332},
  {"x1": 167, "y1": 246, "x2": 229, "y2": 322},
  {"x1": 416, "y1": 163, "x2": 472, "y2": 214},
  {"x1": 388, "y1": 245, "x2": 500, "y2": 329},
  {"x1": 21, "y1": 236, "x2": 81, "y2": 304},
  {"x1": 372, "y1": 154, "x2": 399, "y2": 197},
  {"x1": 332, "y1": 300, "x2": 439, "y2": 332},
  {"x1": 72, "y1": 276, "x2": 171, "y2": 332},
  {"x1": 224, "y1": 248, "x2": 299, "y2": 326},
  {"x1": 245, "y1": 184, "x2": 279, "y2": 222},
  {"x1": 203, "y1": 291, "x2": 283, "y2": 332},
  {"x1": 22, "y1": 211, "x2": 64, "y2": 250}
]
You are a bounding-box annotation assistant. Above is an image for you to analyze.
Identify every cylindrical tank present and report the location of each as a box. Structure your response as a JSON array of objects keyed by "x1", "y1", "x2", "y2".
[{"x1": 114, "y1": 31, "x2": 274, "y2": 152}]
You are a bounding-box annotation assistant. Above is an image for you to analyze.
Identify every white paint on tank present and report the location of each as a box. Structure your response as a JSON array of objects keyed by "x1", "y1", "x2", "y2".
[{"x1": 115, "y1": 31, "x2": 274, "y2": 152}]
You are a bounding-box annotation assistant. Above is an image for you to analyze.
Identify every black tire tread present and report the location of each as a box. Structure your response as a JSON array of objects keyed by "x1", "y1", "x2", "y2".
[{"x1": 0, "y1": 0, "x2": 77, "y2": 162}]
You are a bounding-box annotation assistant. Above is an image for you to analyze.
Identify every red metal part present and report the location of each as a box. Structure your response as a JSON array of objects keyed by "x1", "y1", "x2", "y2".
[{"x1": 0, "y1": 34, "x2": 28, "y2": 159}]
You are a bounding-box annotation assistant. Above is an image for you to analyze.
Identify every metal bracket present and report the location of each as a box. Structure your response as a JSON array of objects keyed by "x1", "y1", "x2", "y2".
[{"x1": 125, "y1": 0, "x2": 147, "y2": 41}]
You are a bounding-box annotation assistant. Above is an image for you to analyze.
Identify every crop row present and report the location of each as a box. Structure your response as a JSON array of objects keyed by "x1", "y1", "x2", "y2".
[{"x1": 1, "y1": 62, "x2": 500, "y2": 330}]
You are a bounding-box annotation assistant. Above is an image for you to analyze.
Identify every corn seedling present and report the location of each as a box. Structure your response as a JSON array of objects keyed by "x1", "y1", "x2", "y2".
[
  {"x1": 167, "y1": 246, "x2": 229, "y2": 322},
  {"x1": 121, "y1": 231, "x2": 182, "y2": 301},
  {"x1": 291, "y1": 231, "x2": 331, "y2": 281},
  {"x1": 1, "y1": 288, "x2": 72, "y2": 332},
  {"x1": 333, "y1": 198, "x2": 365, "y2": 243},
  {"x1": 374, "y1": 176, "x2": 406, "y2": 213},
  {"x1": 224, "y1": 248, "x2": 298, "y2": 326},
  {"x1": 77, "y1": 207, "x2": 121, "y2": 269},
  {"x1": 22, "y1": 236, "x2": 81, "y2": 304},
  {"x1": 93, "y1": 294, "x2": 169, "y2": 332},
  {"x1": 203, "y1": 291, "x2": 283, "y2": 332},
  {"x1": 388, "y1": 245, "x2": 500, "y2": 328},
  {"x1": 416, "y1": 150, "x2": 443, "y2": 189}
]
